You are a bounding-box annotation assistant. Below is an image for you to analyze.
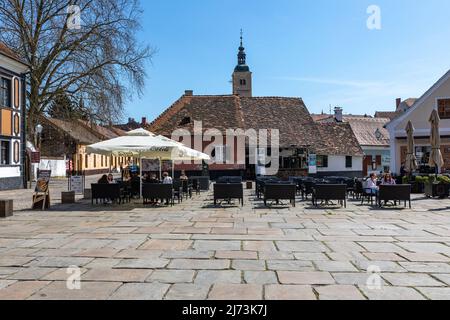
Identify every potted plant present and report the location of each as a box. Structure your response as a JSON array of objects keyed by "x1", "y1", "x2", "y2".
[
  {"x1": 407, "y1": 176, "x2": 425, "y2": 194},
  {"x1": 424, "y1": 175, "x2": 450, "y2": 198}
]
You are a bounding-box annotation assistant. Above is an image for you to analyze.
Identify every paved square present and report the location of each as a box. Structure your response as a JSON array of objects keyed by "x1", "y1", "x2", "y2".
[{"x1": 1, "y1": 185, "x2": 450, "y2": 300}]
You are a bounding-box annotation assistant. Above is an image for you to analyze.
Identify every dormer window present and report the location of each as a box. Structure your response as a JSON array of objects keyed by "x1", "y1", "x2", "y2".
[
  {"x1": 179, "y1": 117, "x2": 191, "y2": 126},
  {"x1": 375, "y1": 128, "x2": 383, "y2": 140}
]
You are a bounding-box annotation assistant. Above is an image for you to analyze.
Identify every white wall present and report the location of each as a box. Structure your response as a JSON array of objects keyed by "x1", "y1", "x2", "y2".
[
  {"x1": 37, "y1": 158, "x2": 67, "y2": 177},
  {"x1": 0, "y1": 166, "x2": 21, "y2": 178},
  {"x1": 317, "y1": 155, "x2": 363, "y2": 173}
]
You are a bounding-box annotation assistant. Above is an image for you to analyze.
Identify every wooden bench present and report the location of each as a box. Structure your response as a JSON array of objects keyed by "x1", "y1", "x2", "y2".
[{"x1": 0, "y1": 200, "x2": 13, "y2": 218}]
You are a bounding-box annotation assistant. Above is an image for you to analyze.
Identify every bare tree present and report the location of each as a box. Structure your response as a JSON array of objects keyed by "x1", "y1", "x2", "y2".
[{"x1": 0, "y1": 0, "x2": 153, "y2": 136}]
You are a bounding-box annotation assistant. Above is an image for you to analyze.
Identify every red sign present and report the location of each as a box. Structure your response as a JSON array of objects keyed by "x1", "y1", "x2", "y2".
[{"x1": 31, "y1": 152, "x2": 41, "y2": 164}]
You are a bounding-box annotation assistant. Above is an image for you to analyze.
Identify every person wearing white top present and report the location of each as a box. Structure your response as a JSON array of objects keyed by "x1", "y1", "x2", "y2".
[
  {"x1": 366, "y1": 173, "x2": 379, "y2": 194},
  {"x1": 162, "y1": 172, "x2": 173, "y2": 184}
]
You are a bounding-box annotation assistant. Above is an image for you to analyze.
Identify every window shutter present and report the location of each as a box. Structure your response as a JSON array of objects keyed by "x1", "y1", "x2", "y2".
[{"x1": 376, "y1": 155, "x2": 382, "y2": 166}]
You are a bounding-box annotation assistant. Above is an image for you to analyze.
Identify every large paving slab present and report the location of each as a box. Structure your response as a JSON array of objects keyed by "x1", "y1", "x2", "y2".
[{"x1": 1, "y1": 182, "x2": 450, "y2": 300}]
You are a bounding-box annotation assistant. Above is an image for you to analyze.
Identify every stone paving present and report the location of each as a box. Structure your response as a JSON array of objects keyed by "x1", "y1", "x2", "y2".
[{"x1": 1, "y1": 183, "x2": 450, "y2": 300}]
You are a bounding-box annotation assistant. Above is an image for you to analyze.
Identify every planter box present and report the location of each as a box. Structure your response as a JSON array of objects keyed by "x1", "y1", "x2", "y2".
[
  {"x1": 62, "y1": 191, "x2": 76, "y2": 204},
  {"x1": 425, "y1": 183, "x2": 450, "y2": 198},
  {"x1": 411, "y1": 182, "x2": 425, "y2": 194}
]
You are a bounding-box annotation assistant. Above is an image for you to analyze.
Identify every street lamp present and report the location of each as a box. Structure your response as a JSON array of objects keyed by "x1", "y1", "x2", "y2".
[{"x1": 35, "y1": 124, "x2": 43, "y2": 151}]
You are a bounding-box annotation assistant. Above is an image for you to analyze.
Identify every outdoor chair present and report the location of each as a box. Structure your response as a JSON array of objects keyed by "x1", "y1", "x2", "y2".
[
  {"x1": 142, "y1": 183, "x2": 175, "y2": 206},
  {"x1": 263, "y1": 184, "x2": 296, "y2": 207},
  {"x1": 256, "y1": 177, "x2": 280, "y2": 199},
  {"x1": 312, "y1": 184, "x2": 347, "y2": 208},
  {"x1": 190, "y1": 176, "x2": 210, "y2": 191},
  {"x1": 172, "y1": 180, "x2": 183, "y2": 203},
  {"x1": 118, "y1": 181, "x2": 132, "y2": 203},
  {"x1": 378, "y1": 185, "x2": 412, "y2": 208},
  {"x1": 91, "y1": 184, "x2": 122, "y2": 205},
  {"x1": 190, "y1": 178, "x2": 201, "y2": 195},
  {"x1": 354, "y1": 180, "x2": 364, "y2": 199},
  {"x1": 301, "y1": 181, "x2": 316, "y2": 200},
  {"x1": 213, "y1": 183, "x2": 244, "y2": 206},
  {"x1": 130, "y1": 178, "x2": 141, "y2": 198},
  {"x1": 180, "y1": 179, "x2": 193, "y2": 199}
]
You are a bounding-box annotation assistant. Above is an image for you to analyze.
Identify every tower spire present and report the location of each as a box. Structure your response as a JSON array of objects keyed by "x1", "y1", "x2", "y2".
[
  {"x1": 240, "y1": 29, "x2": 243, "y2": 47},
  {"x1": 236, "y1": 29, "x2": 248, "y2": 69}
]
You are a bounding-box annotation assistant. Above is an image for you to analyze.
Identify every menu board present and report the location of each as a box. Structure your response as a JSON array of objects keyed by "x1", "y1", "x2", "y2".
[
  {"x1": 70, "y1": 176, "x2": 84, "y2": 194},
  {"x1": 161, "y1": 160, "x2": 173, "y2": 172},
  {"x1": 141, "y1": 159, "x2": 160, "y2": 172},
  {"x1": 35, "y1": 170, "x2": 51, "y2": 193}
]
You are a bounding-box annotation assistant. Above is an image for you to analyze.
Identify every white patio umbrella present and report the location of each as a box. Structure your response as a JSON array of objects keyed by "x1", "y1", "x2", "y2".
[
  {"x1": 429, "y1": 109, "x2": 444, "y2": 174},
  {"x1": 86, "y1": 128, "x2": 209, "y2": 160},
  {"x1": 86, "y1": 128, "x2": 210, "y2": 197}
]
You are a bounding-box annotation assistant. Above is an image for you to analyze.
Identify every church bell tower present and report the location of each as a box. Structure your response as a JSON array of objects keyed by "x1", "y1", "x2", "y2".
[{"x1": 232, "y1": 30, "x2": 252, "y2": 97}]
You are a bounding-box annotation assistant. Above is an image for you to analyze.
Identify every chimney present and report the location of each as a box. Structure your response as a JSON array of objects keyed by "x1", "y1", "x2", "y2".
[
  {"x1": 334, "y1": 107, "x2": 343, "y2": 122},
  {"x1": 185, "y1": 90, "x2": 193, "y2": 96},
  {"x1": 141, "y1": 117, "x2": 147, "y2": 126},
  {"x1": 396, "y1": 98, "x2": 402, "y2": 109}
]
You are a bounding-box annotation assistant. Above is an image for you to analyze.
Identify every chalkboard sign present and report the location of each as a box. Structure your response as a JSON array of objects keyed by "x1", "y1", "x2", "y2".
[{"x1": 33, "y1": 170, "x2": 51, "y2": 210}]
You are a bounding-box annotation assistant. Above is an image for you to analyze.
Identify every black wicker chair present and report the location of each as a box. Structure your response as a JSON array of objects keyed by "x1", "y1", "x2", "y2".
[
  {"x1": 91, "y1": 184, "x2": 122, "y2": 205},
  {"x1": 142, "y1": 184, "x2": 175, "y2": 206},
  {"x1": 263, "y1": 184, "x2": 296, "y2": 207},
  {"x1": 378, "y1": 185, "x2": 412, "y2": 208},
  {"x1": 312, "y1": 184, "x2": 347, "y2": 208},
  {"x1": 213, "y1": 183, "x2": 244, "y2": 206}
]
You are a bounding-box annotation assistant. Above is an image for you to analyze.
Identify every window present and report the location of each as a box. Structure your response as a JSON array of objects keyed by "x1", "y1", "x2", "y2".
[
  {"x1": 0, "y1": 78, "x2": 11, "y2": 108},
  {"x1": 240, "y1": 79, "x2": 246, "y2": 86},
  {"x1": 346, "y1": 156, "x2": 353, "y2": 168},
  {"x1": 0, "y1": 140, "x2": 10, "y2": 165},
  {"x1": 317, "y1": 155, "x2": 328, "y2": 168},
  {"x1": 214, "y1": 145, "x2": 230, "y2": 164},
  {"x1": 438, "y1": 99, "x2": 450, "y2": 119},
  {"x1": 93, "y1": 155, "x2": 97, "y2": 168}
]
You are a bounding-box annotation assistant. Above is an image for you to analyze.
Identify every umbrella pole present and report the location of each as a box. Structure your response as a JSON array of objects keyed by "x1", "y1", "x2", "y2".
[
  {"x1": 140, "y1": 155, "x2": 143, "y2": 199},
  {"x1": 172, "y1": 160, "x2": 174, "y2": 179},
  {"x1": 159, "y1": 158, "x2": 162, "y2": 181}
]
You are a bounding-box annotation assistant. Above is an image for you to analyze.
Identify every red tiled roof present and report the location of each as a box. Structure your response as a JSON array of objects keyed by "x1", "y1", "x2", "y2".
[
  {"x1": 147, "y1": 94, "x2": 363, "y2": 156},
  {"x1": 42, "y1": 117, "x2": 101, "y2": 145},
  {"x1": 315, "y1": 122, "x2": 364, "y2": 156},
  {"x1": 374, "y1": 111, "x2": 399, "y2": 120},
  {"x1": 343, "y1": 116, "x2": 390, "y2": 147}
]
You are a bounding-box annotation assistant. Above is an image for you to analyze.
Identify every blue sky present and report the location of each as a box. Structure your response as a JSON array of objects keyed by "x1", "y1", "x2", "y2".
[{"x1": 123, "y1": 0, "x2": 450, "y2": 123}]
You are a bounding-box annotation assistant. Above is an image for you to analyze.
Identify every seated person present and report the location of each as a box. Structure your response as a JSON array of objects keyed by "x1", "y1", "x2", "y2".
[
  {"x1": 107, "y1": 174, "x2": 117, "y2": 184},
  {"x1": 366, "y1": 173, "x2": 379, "y2": 194},
  {"x1": 381, "y1": 173, "x2": 396, "y2": 185},
  {"x1": 180, "y1": 170, "x2": 189, "y2": 181},
  {"x1": 143, "y1": 173, "x2": 159, "y2": 183},
  {"x1": 98, "y1": 175, "x2": 108, "y2": 184},
  {"x1": 162, "y1": 172, "x2": 173, "y2": 184}
]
